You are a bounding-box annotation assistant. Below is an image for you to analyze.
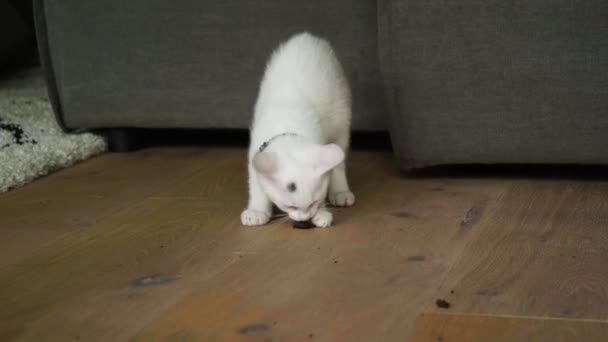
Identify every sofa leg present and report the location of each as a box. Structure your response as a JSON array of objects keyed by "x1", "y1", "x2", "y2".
[{"x1": 104, "y1": 128, "x2": 140, "y2": 152}]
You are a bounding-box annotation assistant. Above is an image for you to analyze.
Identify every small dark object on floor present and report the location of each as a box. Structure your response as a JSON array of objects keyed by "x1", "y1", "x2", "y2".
[
  {"x1": 237, "y1": 323, "x2": 270, "y2": 334},
  {"x1": 293, "y1": 220, "x2": 314, "y2": 229},
  {"x1": 435, "y1": 299, "x2": 451, "y2": 309},
  {"x1": 407, "y1": 255, "x2": 426, "y2": 262}
]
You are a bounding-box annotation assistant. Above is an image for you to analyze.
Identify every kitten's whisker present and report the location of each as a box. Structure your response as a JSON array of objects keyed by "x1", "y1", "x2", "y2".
[
  {"x1": 319, "y1": 202, "x2": 332, "y2": 211},
  {"x1": 270, "y1": 216, "x2": 290, "y2": 226}
]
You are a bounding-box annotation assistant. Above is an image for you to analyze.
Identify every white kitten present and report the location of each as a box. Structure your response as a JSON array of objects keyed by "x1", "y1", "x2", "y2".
[{"x1": 241, "y1": 32, "x2": 355, "y2": 228}]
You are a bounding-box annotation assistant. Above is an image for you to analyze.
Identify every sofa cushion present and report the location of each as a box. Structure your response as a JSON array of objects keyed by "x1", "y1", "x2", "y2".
[
  {"x1": 379, "y1": 0, "x2": 608, "y2": 169},
  {"x1": 35, "y1": 0, "x2": 386, "y2": 131}
]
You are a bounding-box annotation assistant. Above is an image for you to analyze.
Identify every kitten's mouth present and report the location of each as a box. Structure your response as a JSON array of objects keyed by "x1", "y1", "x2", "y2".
[{"x1": 287, "y1": 211, "x2": 313, "y2": 222}]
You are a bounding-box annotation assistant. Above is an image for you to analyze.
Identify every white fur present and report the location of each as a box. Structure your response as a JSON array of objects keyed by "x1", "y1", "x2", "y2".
[{"x1": 241, "y1": 32, "x2": 355, "y2": 228}]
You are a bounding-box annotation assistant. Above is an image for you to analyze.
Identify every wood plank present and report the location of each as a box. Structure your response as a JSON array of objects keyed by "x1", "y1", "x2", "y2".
[
  {"x1": 0, "y1": 148, "x2": 209, "y2": 268},
  {"x1": 430, "y1": 181, "x2": 608, "y2": 319},
  {"x1": 0, "y1": 198, "x2": 239, "y2": 341},
  {"x1": 410, "y1": 313, "x2": 608, "y2": 342},
  {"x1": 0, "y1": 150, "x2": 490, "y2": 341},
  {"x1": 2, "y1": 147, "x2": 608, "y2": 341},
  {"x1": 131, "y1": 153, "x2": 505, "y2": 341},
  {"x1": 0, "y1": 148, "x2": 250, "y2": 341}
]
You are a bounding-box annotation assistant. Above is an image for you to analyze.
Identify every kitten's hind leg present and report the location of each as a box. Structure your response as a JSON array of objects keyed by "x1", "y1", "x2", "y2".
[
  {"x1": 241, "y1": 169, "x2": 272, "y2": 226},
  {"x1": 328, "y1": 134, "x2": 355, "y2": 207}
]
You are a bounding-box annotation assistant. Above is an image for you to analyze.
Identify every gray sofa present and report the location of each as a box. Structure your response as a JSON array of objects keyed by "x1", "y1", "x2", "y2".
[{"x1": 34, "y1": 1, "x2": 608, "y2": 169}]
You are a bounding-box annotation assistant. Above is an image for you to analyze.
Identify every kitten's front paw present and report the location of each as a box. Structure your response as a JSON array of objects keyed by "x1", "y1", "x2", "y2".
[
  {"x1": 241, "y1": 209, "x2": 270, "y2": 226},
  {"x1": 329, "y1": 191, "x2": 356, "y2": 207},
  {"x1": 312, "y1": 210, "x2": 333, "y2": 228}
]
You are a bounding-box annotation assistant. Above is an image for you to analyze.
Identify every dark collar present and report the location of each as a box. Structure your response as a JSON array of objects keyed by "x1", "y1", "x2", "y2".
[{"x1": 258, "y1": 133, "x2": 299, "y2": 152}]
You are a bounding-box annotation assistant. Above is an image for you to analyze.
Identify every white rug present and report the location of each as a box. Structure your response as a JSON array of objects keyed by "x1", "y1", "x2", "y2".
[{"x1": 0, "y1": 68, "x2": 107, "y2": 193}]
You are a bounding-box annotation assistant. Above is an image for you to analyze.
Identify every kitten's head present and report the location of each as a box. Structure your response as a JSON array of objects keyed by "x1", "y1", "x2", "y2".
[{"x1": 253, "y1": 143, "x2": 344, "y2": 222}]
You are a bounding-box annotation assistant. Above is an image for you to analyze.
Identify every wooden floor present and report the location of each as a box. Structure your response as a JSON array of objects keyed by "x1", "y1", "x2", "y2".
[{"x1": 1, "y1": 147, "x2": 608, "y2": 341}]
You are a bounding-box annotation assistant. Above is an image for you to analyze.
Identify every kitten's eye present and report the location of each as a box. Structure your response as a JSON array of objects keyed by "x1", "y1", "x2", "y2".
[
  {"x1": 287, "y1": 206, "x2": 298, "y2": 210},
  {"x1": 287, "y1": 182, "x2": 297, "y2": 192}
]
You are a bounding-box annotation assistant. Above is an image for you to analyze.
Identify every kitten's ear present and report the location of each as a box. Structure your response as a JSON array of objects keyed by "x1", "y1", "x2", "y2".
[
  {"x1": 313, "y1": 144, "x2": 345, "y2": 174},
  {"x1": 253, "y1": 152, "x2": 279, "y2": 178}
]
